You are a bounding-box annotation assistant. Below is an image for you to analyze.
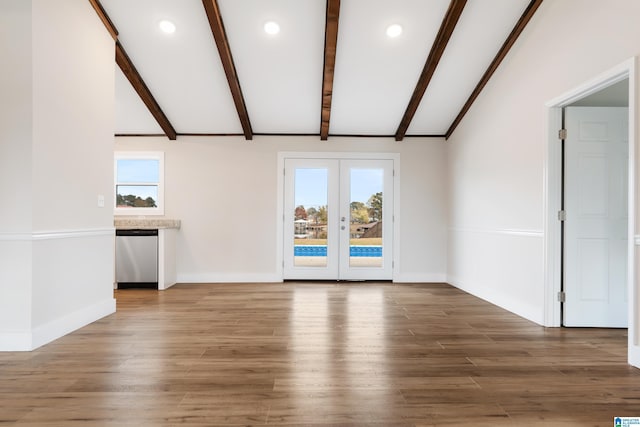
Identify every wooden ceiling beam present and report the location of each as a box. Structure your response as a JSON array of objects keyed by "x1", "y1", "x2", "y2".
[
  {"x1": 320, "y1": 0, "x2": 341, "y2": 141},
  {"x1": 88, "y1": 0, "x2": 177, "y2": 140},
  {"x1": 395, "y1": 0, "x2": 467, "y2": 141},
  {"x1": 115, "y1": 42, "x2": 177, "y2": 140},
  {"x1": 445, "y1": 0, "x2": 544, "y2": 139},
  {"x1": 87, "y1": 0, "x2": 118, "y2": 41},
  {"x1": 202, "y1": 0, "x2": 253, "y2": 140}
]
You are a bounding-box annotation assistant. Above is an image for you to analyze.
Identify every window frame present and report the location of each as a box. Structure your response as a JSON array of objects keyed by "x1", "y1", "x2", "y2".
[{"x1": 114, "y1": 151, "x2": 165, "y2": 216}]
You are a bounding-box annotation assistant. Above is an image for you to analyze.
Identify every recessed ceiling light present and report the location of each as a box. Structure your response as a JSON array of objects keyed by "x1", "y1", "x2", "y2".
[
  {"x1": 386, "y1": 24, "x2": 402, "y2": 38},
  {"x1": 159, "y1": 20, "x2": 176, "y2": 34},
  {"x1": 264, "y1": 21, "x2": 280, "y2": 35}
]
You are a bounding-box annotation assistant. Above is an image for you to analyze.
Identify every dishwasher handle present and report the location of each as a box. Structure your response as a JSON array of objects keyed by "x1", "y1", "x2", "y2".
[{"x1": 116, "y1": 229, "x2": 158, "y2": 237}]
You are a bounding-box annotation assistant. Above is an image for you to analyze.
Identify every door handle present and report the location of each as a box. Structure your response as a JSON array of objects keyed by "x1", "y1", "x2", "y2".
[{"x1": 341, "y1": 217, "x2": 346, "y2": 222}]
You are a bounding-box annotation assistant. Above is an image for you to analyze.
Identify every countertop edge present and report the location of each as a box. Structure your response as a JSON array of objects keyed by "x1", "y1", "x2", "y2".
[{"x1": 114, "y1": 218, "x2": 181, "y2": 230}]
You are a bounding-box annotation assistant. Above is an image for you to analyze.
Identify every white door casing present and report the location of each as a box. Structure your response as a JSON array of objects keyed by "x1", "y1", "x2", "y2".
[{"x1": 564, "y1": 107, "x2": 628, "y2": 327}]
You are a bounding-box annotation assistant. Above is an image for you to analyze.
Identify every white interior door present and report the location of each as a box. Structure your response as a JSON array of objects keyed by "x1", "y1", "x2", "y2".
[
  {"x1": 564, "y1": 106, "x2": 628, "y2": 327},
  {"x1": 283, "y1": 158, "x2": 393, "y2": 280}
]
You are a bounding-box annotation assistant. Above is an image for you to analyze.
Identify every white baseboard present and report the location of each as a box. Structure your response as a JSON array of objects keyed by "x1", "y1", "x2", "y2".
[
  {"x1": 159, "y1": 281, "x2": 177, "y2": 290},
  {"x1": 447, "y1": 274, "x2": 544, "y2": 326},
  {"x1": 31, "y1": 297, "x2": 116, "y2": 350},
  {"x1": 0, "y1": 298, "x2": 116, "y2": 351},
  {"x1": 0, "y1": 331, "x2": 33, "y2": 352},
  {"x1": 629, "y1": 343, "x2": 640, "y2": 368},
  {"x1": 177, "y1": 273, "x2": 283, "y2": 284},
  {"x1": 177, "y1": 273, "x2": 449, "y2": 284},
  {"x1": 393, "y1": 273, "x2": 447, "y2": 283}
]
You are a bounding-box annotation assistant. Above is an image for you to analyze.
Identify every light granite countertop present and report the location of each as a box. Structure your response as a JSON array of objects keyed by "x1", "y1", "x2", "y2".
[{"x1": 114, "y1": 217, "x2": 181, "y2": 230}]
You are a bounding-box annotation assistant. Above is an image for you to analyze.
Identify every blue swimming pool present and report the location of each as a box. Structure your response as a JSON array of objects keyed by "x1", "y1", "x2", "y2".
[
  {"x1": 294, "y1": 245, "x2": 327, "y2": 256},
  {"x1": 350, "y1": 245, "x2": 382, "y2": 257},
  {"x1": 294, "y1": 245, "x2": 382, "y2": 257}
]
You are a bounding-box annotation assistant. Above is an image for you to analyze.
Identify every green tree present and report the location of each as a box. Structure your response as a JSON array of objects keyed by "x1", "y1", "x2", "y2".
[
  {"x1": 350, "y1": 201, "x2": 365, "y2": 211},
  {"x1": 317, "y1": 205, "x2": 328, "y2": 224},
  {"x1": 367, "y1": 192, "x2": 383, "y2": 222},
  {"x1": 116, "y1": 193, "x2": 156, "y2": 208},
  {"x1": 306, "y1": 207, "x2": 318, "y2": 221},
  {"x1": 350, "y1": 201, "x2": 369, "y2": 223}
]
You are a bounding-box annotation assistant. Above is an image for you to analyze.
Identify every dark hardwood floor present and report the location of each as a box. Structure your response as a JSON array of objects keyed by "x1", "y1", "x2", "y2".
[{"x1": 0, "y1": 282, "x2": 638, "y2": 426}]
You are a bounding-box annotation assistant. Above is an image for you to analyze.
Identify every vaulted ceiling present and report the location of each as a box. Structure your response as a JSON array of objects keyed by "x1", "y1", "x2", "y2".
[{"x1": 91, "y1": 0, "x2": 543, "y2": 141}]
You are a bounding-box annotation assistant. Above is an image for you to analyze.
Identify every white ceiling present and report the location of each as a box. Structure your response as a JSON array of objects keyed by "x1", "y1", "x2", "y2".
[
  {"x1": 217, "y1": 0, "x2": 326, "y2": 134},
  {"x1": 408, "y1": 0, "x2": 532, "y2": 135},
  {"x1": 330, "y1": 0, "x2": 451, "y2": 135},
  {"x1": 100, "y1": 0, "x2": 533, "y2": 138}
]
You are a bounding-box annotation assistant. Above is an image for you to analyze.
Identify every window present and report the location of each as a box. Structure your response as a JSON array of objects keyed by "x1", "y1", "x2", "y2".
[{"x1": 114, "y1": 152, "x2": 164, "y2": 215}]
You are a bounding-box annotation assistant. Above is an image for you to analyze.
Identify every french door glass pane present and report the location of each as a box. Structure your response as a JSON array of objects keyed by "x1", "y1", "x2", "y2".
[
  {"x1": 349, "y1": 168, "x2": 383, "y2": 268},
  {"x1": 294, "y1": 168, "x2": 328, "y2": 267}
]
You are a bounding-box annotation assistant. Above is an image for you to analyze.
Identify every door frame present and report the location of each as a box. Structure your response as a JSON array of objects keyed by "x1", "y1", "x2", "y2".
[
  {"x1": 543, "y1": 58, "x2": 638, "y2": 363},
  {"x1": 277, "y1": 152, "x2": 400, "y2": 282}
]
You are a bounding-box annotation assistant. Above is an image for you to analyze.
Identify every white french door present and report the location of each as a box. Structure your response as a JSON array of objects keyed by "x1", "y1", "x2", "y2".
[
  {"x1": 563, "y1": 106, "x2": 628, "y2": 327},
  {"x1": 283, "y1": 158, "x2": 393, "y2": 280}
]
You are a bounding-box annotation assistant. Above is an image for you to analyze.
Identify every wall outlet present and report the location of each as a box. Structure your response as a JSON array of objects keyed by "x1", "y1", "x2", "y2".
[{"x1": 97, "y1": 194, "x2": 105, "y2": 208}]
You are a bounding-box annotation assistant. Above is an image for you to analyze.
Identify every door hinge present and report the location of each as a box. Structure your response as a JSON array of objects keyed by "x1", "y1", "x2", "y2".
[
  {"x1": 557, "y1": 210, "x2": 566, "y2": 221},
  {"x1": 557, "y1": 291, "x2": 566, "y2": 303},
  {"x1": 558, "y1": 128, "x2": 567, "y2": 140},
  {"x1": 392, "y1": 260, "x2": 394, "y2": 268}
]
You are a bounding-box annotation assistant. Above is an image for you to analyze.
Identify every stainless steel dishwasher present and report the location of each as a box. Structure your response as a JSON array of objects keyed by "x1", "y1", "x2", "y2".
[{"x1": 115, "y1": 229, "x2": 158, "y2": 289}]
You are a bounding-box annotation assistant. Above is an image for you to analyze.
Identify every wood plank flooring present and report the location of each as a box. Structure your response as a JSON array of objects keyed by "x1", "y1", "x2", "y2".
[{"x1": 1, "y1": 282, "x2": 639, "y2": 426}]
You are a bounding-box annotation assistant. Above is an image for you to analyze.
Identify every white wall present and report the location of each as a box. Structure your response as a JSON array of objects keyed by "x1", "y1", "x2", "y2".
[
  {"x1": 0, "y1": 0, "x2": 116, "y2": 351},
  {"x1": 32, "y1": 0, "x2": 115, "y2": 231},
  {"x1": 115, "y1": 136, "x2": 448, "y2": 283},
  {"x1": 30, "y1": 0, "x2": 116, "y2": 338},
  {"x1": 0, "y1": 0, "x2": 34, "y2": 344},
  {"x1": 0, "y1": 0, "x2": 33, "y2": 232},
  {"x1": 445, "y1": 0, "x2": 640, "y2": 365}
]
